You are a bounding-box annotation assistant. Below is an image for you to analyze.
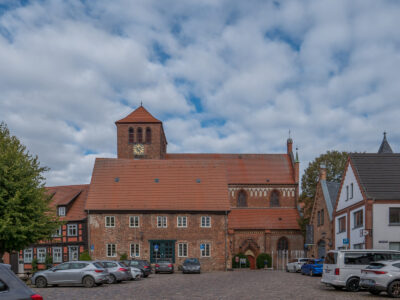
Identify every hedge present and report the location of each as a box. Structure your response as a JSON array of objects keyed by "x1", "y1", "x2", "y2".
[{"x1": 256, "y1": 253, "x2": 272, "y2": 269}]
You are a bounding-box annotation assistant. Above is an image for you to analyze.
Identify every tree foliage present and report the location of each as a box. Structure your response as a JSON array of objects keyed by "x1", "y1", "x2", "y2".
[
  {"x1": 79, "y1": 250, "x2": 92, "y2": 261},
  {"x1": 256, "y1": 253, "x2": 271, "y2": 269},
  {"x1": 298, "y1": 150, "x2": 348, "y2": 233},
  {"x1": 0, "y1": 122, "x2": 60, "y2": 262}
]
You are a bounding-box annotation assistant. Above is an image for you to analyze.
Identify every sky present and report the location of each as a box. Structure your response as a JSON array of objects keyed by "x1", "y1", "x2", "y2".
[{"x1": 1, "y1": 0, "x2": 400, "y2": 186}]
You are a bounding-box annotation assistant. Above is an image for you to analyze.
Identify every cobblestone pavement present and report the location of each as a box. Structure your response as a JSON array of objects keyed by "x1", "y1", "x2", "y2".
[{"x1": 33, "y1": 270, "x2": 386, "y2": 300}]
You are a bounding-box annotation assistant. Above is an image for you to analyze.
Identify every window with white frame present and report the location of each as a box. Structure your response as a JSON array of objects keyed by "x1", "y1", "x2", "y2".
[
  {"x1": 350, "y1": 183, "x2": 354, "y2": 199},
  {"x1": 177, "y1": 216, "x2": 187, "y2": 228},
  {"x1": 58, "y1": 206, "x2": 66, "y2": 216},
  {"x1": 24, "y1": 248, "x2": 33, "y2": 263},
  {"x1": 105, "y1": 216, "x2": 115, "y2": 228},
  {"x1": 67, "y1": 224, "x2": 78, "y2": 236},
  {"x1": 53, "y1": 247, "x2": 62, "y2": 263},
  {"x1": 389, "y1": 207, "x2": 400, "y2": 225},
  {"x1": 130, "y1": 243, "x2": 140, "y2": 257},
  {"x1": 129, "y1": 216, "x2": 140, "y2": 228},
  {"x1": 200, "y1": 243, "x2": 211, "y2": 257},
  {"x1": 106, "y1": 244, "x2": 116, "y2": 257},
  {"x1": 201, "y1": 216, "x2": 211, "y2": 228},
  {"x1": 37, "y1": 248, "x2": 46, "y2": 263},
  {"x1": 178, "y1": 243, "x2": 188, "y2": 257},
  {"x1": 353, "y1": 210, "x2": 363, "y2": 229},
  {"x1": 157, "y1": 216, "x2": 167, "y2": 228},
  {"x1": 52, "y1": 226, "x2": 62, "y2": 237}
]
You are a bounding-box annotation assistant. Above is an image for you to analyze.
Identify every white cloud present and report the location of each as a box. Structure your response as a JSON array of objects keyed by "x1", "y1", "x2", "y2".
[{"x1": 0, "y1": 0, "x2": 399, "y2": 186}]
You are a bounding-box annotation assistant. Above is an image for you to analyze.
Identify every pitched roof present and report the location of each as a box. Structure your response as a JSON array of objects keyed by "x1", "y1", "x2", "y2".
[
  {"x1": 85, "y1": 158, "x2": 230, "y2": 211},
  {"x1": 166, "y1": 154, "x2": 295, "y2": 184},
  {"x1": 115, "y1": 106, "x2": 161, "y2": 124},
  {"x1": 228, "y1": 208, "x2": 300, "y2": 230},
  {"x1": 46, "y1": 185, "x2": 89, "y2": 221},
  {"x1": 378, "y1": 132, "x2": 393, "y2": 154},
  {"x1": 350, "y1": 153, "x2": 400, "y2": 200},
  {"x1": 321, "y1": 180, "x2": 340, "y2": 220}
]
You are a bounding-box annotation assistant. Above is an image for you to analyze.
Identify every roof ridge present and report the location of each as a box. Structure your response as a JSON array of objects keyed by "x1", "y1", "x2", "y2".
[{"x1": 115, "y1": 106, "x2": 161, "y2": 124}]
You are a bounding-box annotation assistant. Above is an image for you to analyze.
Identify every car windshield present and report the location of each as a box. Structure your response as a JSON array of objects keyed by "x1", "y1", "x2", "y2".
[
  {"x1": 184, "y1": 259, "x2": 199, "y2": 264},
  {"x1": 93, "y1": 262, "x2": 103, "y2": 268},
  {"x1": 118, "y1": 262, "x2": 128, "y2": 267},
  {"x1": 366, "y1": 263, "x2": 385, "y2": 269}
]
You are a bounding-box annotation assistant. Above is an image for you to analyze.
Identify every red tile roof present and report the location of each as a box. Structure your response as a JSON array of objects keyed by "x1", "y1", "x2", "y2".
[
  {"x1": 85, "y1": 158, "x2": 230, "y2": 211},
  {"x1": 166, "y1": 154, "x2": 295, "y2": 184},
  {"x1": 46, "y1": 185, "x2": 89, "y2": 221},
  {"x1": 228, "y1": 208, "x2": 301, "y2": 230},
  {"x1": 115, "y1": 106, "x2": 162, "y2": 124}
]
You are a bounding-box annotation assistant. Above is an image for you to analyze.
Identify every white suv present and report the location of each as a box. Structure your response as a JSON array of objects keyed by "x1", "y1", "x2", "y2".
[{"x1": 322, "y1": 250, "x2": 400, "y2": 292}]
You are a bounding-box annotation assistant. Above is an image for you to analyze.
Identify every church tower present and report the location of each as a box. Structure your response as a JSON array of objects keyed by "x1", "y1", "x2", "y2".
[{"x1": 115, "y1": 106, "x2": 167, "y2": 159}]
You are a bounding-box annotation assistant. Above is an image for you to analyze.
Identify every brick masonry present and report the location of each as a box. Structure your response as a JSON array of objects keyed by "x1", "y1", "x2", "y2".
[{"x1": 88, "y1": 213, "x2": 228, "y2": 271}]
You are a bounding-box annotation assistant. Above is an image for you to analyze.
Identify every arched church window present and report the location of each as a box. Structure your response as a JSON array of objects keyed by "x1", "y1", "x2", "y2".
[
  {"x1": 128, "y1": 127, "x2": 134, "y2": 144},
  {"x1": 146, "y1": 127, "x2": 152, "y2": 144},
  {"x1": 277, "y1": 237, "x2": 289, "y2": 251},
  {"x1": 270, "y1": 190, "x2": 280, "y2": 207},
  {"x1": 137, "y1": 127, "x2": 143, "y2": 143},
  {"x1": 237, "y1": 190, "x2": 247, "y2": 207}
]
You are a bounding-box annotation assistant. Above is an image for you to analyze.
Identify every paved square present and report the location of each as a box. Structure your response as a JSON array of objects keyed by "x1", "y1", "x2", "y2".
[{"x1": 33, "y1": 270, "x2": 383, "y2": 300}]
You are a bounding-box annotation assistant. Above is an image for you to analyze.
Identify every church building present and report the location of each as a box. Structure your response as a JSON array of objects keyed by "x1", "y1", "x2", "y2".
[{"x1": 85, "y1": 106, "x2": 304, "y2": 270}]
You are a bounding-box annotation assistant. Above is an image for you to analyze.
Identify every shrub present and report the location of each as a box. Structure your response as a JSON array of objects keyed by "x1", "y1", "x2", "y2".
[
  {"x1": 79, "y1": 250, "x2": 92, "y2": 261},
  {"x1": 31, "y1": 258, "x2": 38, "y2": 273},
  {"x1": 120, "y1": 252, "x2": 128, "y2": 261},
  {"x1": 256, "y1": 253, "x2": 272, "y2": 269},
  {"x1": 45, "y1": 254, "x2": 53, "y2": 269},
  {"x1": 231, "y1": 253, "x2": 250, "y2": 268}
]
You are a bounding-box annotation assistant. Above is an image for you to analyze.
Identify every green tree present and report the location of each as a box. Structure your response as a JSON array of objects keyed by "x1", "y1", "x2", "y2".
[
  {"x1": 120, "y1": 252, "x2": 128, "y2": 261},
  {"x1": 0, "y1": 122, "x2": 60, "y2": 262},
  {"x1": 298, "y1": 150, "x2": 348, "y2": 233}
]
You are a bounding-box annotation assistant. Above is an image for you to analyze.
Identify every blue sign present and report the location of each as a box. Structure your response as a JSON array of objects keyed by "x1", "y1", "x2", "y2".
[
  {"x1": 200, "y1": 244, "x2": 205, "y2": 250},
  {"x1": 90, "y1": 244, "x2": 94, "y2": 251},
  {"x1": 343, "y1": 238, "x2": 349, "y2": 245},
  {"x1": 154, "y1": 245, "x2": 159, "y2": 251}
]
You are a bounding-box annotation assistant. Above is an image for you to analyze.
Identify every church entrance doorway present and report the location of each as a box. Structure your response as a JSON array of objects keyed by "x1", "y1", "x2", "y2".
[{"x1": 244, "y1": 249, "x2": 256, "y2": 269}]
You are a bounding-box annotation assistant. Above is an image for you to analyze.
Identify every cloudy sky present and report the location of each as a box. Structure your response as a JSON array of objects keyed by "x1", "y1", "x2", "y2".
[{"x1": 1, "y1": 0, "x2": 399, "y2": 186}]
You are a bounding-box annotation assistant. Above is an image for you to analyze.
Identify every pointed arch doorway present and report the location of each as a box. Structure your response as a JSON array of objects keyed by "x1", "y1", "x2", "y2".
[{"x1": 245, "y1": 249, "x2": 256, "y2": 270}]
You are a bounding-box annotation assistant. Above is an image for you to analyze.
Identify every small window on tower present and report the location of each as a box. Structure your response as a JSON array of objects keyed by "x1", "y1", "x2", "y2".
[
  {"x1": 137, "y1": 127, "x2": 143, "y2": 143},
  {"x1": 128, "y1": 127, "x2": 134, "y2": 144},
  {"x1": 146, "y1": 127, "x2": 152, "y2": 144}
]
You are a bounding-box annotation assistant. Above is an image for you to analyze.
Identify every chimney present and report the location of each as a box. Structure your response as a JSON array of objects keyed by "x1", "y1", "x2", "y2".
[
  {"x1": 319, "y1": 164, "x2": 327, "y2": 181},
  {"x1": 294, "y1": 147, "x2": 299, "y2": 183},
  {"x1": 287, "y1": 138, "x2": 293, "y2": 154}
]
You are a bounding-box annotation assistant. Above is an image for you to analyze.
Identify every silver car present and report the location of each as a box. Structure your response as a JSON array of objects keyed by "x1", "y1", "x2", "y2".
[
  {"x1": 360, "y1": 260, "x2": 400, "y2": 297},
  {"x1": 286, "y1": 258, "x2": 308, "y2": 272},
  {"x1": 96, "y1": 261, "x2": 132, "y2": 283},
  {"x1": 120, "y1": 261, "x2": 142, "y2": 280},
  {"x1": 32, "y1": 261, "x2": 109, "y2": 288}
]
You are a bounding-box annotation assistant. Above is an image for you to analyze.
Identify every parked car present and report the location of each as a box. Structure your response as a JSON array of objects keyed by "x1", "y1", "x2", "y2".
[
  {"x1": 360, "y1": 260, "x2": 400, "y2": 297},
  {"x1": 123, "y1": 260, "x2": 152, "y2": 278},
  {"x1": 120, "y1": 261, "x2": 142, "y2": 280},
  {"x1": 96, "y1": 261, "x2": 132, "y2": 284},
  {"x1": 182, "y1": 258, "x2": 201, "y2": 274},
  {"x1": 155, "y1": 260, "x2": 174, "y2": 274},
  {"x1": 286, "y1": 258, "x2": 309, "y2": 273},
  {"x1": 32, "y1": 261, "x2": 108, "y2": 288},
  {"x1": 301, "y1": 259, "x2": 323, "y2": 276},
  {"x1": 0, "y1": 263, "x2": 43, "y2": 300},
  {"x1": 321, "y1": 249, "x2": 400, "y2": 292}
]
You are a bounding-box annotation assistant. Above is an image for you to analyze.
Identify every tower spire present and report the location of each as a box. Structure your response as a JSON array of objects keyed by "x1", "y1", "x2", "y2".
[{"x1": 378, "y1": 131, "x2": 393, "y2": 154}]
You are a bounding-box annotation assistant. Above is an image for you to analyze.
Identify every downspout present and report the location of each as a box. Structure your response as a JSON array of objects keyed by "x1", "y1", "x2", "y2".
[
  {"x1": 87, "y1": 210, "x2": 90, "y2": 255},
  {"x1": 225, "y1": 211, "x2": 228, "y2": 271}
]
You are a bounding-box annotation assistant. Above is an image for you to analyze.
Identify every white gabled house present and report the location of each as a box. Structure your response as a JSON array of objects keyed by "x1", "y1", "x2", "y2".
[{"x1": 333, "y1": 133, "x2": 400, "y2": 251}]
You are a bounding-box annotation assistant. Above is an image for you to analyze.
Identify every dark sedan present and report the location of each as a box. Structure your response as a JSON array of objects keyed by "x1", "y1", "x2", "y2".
[
  {"x1": 155, "y1": 260, "x2": 174, "y2": 274},
  {"x1": 123, "y1": 260, "x2": 152, "y2": 278},
  {"x1": 182, "y1": 258, "x2": 201, "y2": 274}
]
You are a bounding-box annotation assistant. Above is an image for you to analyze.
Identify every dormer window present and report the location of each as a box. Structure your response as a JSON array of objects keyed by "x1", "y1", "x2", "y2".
[{"x1": 58, "y1": 206, "x2": 66, "y2": 216}]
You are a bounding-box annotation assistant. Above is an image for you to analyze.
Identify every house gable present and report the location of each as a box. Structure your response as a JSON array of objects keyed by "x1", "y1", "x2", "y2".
[{"x1": 336, "y1": 161, "x2": 364, "y2": 212}]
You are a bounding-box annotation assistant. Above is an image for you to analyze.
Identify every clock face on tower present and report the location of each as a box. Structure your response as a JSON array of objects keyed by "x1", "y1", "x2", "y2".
[{"x1": 133, "y1": 143, "x2": 145, "y2": 156}]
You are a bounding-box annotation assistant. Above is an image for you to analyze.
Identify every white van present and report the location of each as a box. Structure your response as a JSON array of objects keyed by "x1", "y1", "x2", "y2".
[{"x1": 321, "y1": 250, "x2": 400, "y2": 292}]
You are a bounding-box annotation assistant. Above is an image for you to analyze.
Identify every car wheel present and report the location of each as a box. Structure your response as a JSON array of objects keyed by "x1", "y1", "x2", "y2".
[
  {"x1": 83, "y1": 276, "x2": 95, "y2": 288},
  {"x1": 108, "y1": 274, "x2": 117, "y2": 284},
  {"x1": 35, "y1": 276, "x2": 47, "y2": 288},
  {"x1": 369, "y1": 289, "x2": 381, "y2": 296},
  {"x1": 387, "y1": 280, "x2": 400, "y2": 298},
  {"x1": 346, "y1": 277, "x2": 360, "y2": 292}
]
